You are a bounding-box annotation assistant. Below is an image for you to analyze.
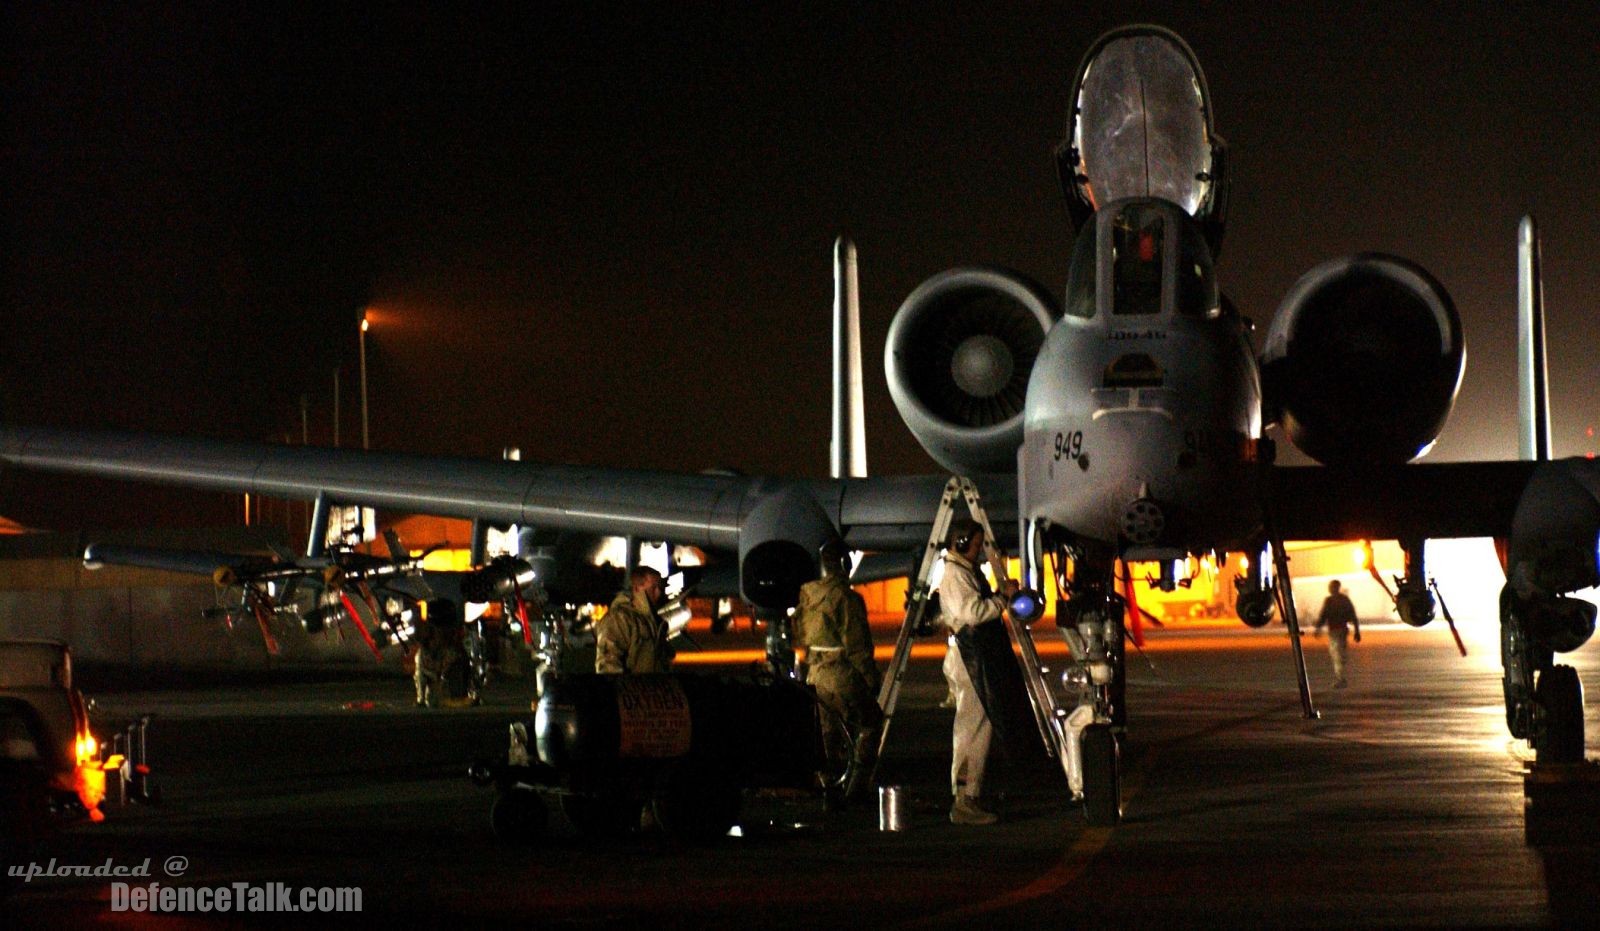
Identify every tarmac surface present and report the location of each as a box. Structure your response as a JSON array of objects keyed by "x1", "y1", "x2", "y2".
[{"x1": 8, "y1": 622, "x2": 1600, "y2": 928}]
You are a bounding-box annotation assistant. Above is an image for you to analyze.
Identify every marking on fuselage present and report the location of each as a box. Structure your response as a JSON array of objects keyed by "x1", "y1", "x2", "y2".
[{"x1": 1052, "y1": 431, "x2": 1084, "y2": 462}]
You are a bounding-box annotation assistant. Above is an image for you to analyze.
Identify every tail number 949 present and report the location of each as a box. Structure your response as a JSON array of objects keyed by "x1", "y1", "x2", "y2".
[{"x1": 1053, "y1": 431, "x2": 1084, "y2": 461}]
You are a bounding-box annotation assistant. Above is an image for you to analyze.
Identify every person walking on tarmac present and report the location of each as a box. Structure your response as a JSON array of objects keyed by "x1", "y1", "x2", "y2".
[
  {"x1": 1313, "y1": 579, "x2": 1360, "y2": 688},
  {"x1": 595, "y1": 567, "x2": 673, "y2": 674},
  {"x1": 938, "y1": 517, "x2": 1018, "y2": 826},
  {"x1": 794, "y1": 537, "x2": 881, "y2": 803}
]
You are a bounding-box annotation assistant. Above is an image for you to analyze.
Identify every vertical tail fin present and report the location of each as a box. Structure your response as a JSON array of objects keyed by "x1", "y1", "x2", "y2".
[
  {"x1": 1517, "y1": 215, "x2": 1551, "y2": 461},
  {"x1": 831, "y1": 235, "x2": 868, "y2": 478}
]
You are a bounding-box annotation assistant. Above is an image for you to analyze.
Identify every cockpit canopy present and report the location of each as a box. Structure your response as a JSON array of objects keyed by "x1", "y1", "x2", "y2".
[
  {"x1": 1057, "y1": 25, "x2": 1227, "y2": 255},
  {"x1": 1064, "y1": 198, "x2": 1219, "y2": 321}
]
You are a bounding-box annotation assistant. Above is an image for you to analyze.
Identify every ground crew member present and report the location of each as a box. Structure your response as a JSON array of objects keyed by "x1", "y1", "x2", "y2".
[
  {"x1": 414, "y1": 599, "x2": 468, "y2": 707},
  {"x1": 794, "y1": 537, "x2": 881, "y2": 802},
  {"x1": 595, "y1": 567, "x2": 672, "y2": 674},
  {"x1": 938, "y1": 517, "x2": 1017, "y2": 826},
  {"x1": 1313, "y1": 579, "x2": 1360, "y2": 688}
]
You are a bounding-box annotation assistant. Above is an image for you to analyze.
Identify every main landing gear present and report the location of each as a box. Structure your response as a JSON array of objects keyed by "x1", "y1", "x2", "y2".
[
  {"x1": 1500, "y1": 585, "x2": 1594, "y2": 765},
  {"x1": 1501, "y1": 579, "x2": 1597, "y2": 846}
]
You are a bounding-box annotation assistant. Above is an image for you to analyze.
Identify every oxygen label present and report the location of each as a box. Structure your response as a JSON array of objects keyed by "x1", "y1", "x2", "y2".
[{"x1": 614, "y1": 677, "x2": 692, "y2": 757}]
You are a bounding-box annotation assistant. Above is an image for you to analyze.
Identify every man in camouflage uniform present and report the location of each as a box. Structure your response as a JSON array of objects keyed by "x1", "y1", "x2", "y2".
[
  {"x1": 595, "y1": 567, "x2": 672, "y2": 674},
  {"x1": 794, "y1": 538, "x2": 881, "y2": 801},
  {"x1": 414, "y1": 598, "x2": 468, "y2": 708}
]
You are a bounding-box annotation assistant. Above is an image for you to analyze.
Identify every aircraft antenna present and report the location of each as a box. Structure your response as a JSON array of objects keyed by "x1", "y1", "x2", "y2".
[
  {"x1": 831, "y1": 235, "x2": 868, "y2": 478},
  {"x1": 1518, "y1": 215, "x2": 1551, "y2": 461}
]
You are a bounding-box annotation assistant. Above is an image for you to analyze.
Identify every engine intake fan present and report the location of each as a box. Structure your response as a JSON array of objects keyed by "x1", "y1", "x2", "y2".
[{"x1": 885, "y1": 267, "x2": 1056, "y2": 475}]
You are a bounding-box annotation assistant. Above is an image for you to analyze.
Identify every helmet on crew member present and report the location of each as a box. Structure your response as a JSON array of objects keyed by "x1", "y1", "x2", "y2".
[{"x1": 947, "y1": 517, "x2": 984, "y2": 553}]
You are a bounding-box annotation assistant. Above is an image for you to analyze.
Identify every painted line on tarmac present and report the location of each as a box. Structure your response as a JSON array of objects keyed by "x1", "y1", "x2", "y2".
[{"x1": 898, "y1": 748, "x2": 1156, "y2": 929}]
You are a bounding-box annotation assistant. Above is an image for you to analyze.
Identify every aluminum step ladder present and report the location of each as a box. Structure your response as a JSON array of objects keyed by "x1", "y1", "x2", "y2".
[{"x1": 874, "y1": 476, "x2": 1069, "y2": 772}]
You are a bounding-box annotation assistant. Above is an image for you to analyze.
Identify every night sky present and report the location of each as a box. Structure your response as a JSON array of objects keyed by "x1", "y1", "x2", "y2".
[{"x1": 5, "y1": 3, "x2": 1600, "y2": 529}]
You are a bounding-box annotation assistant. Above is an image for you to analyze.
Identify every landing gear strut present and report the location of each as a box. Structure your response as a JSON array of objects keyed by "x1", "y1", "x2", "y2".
[{"x1": 1264, "y1": 531, "x2": 1318, "y2": 721}]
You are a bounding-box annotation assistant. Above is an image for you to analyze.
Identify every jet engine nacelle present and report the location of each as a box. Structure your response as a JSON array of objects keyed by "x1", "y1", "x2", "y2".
[
  {"x1": 886, "y1": 267, "x2": 1056, "y2": 475},
  {"x1": 738, "y1": 483, "x2": 835, "y2": 614},
  {"x1": 1260, "y1": 254, "x2": 1463, "y2": 466}
]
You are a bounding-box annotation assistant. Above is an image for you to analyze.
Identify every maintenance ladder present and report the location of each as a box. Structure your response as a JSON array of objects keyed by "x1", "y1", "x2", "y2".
[{"x1": 873, "y1": 476, "x2": 1070, "y2": 775}]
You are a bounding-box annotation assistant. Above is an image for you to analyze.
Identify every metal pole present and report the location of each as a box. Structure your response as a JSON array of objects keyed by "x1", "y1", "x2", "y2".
[{"x1": 359, "y1": 316, "x2": 370, "y2": 450}]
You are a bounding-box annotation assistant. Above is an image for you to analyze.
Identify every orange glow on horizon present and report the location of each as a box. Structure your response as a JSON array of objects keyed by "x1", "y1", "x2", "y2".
[{"x1": 672, "y1": 626, "x2": 1434, "y2": 667}]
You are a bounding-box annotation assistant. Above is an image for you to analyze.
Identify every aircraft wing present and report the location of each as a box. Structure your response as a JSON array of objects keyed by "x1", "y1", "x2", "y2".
[
  {"x1": 1268, "y1": 460, "x2": 1537, "y2": 541},
  {"x1": 0, "y1": 427, "x2": 744, "y2": 548},
  {"x1": 0, "y1": 426, "x2": 1014, "y2": 558}
]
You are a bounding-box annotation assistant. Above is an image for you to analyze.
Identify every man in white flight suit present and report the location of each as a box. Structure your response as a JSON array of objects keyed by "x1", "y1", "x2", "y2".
[{"x1": 938, "y1": 517, "x2": 1017, "y2": 826}]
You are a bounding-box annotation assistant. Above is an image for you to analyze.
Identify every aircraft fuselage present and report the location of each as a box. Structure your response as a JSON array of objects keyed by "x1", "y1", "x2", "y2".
[{"x1": 1020, "y1": 197, "x2": 1261, "y2": 558}]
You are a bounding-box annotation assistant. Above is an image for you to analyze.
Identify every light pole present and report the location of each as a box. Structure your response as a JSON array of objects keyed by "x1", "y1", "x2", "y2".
[{"x1": 359, "y1": 311, "x2": 370, "y2": 450}]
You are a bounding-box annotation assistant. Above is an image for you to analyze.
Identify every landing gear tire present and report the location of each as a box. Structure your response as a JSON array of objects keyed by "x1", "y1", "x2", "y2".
[
  {"x1": 1081, "y1": 723, "x2": 1121, "y2": 826},
  {"x1": 491, "y1": 788, "x2": 548, "y2": 843},
  {"x1": 1535, "y1": 664, "x2": 1585, "y2": 765}
]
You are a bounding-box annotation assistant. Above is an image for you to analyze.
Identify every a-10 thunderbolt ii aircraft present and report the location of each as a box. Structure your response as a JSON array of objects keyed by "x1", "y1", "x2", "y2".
[{"x1": 2, "y1": 24, "x2": 1597, "y2": 826}]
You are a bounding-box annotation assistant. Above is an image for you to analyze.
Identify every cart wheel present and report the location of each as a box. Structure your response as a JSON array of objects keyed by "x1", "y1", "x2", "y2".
[{"x1": 491, "y1": 789, "x2": 548, "y2": 843}]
